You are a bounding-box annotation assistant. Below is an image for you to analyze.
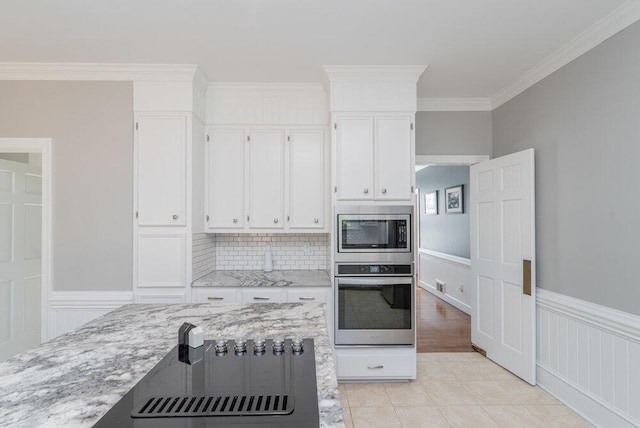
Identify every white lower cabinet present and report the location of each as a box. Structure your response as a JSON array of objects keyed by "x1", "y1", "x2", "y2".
[
  {"x1": 334, "y1": 347, "x2": 416, "y2": 380},
  {"x1": 286, "y1": 289, "x2": 328, "y2": 303},
  {"x1": 136, "y1": 233, "x2": 187, "y2": 288},
  {"x1": 192, "y1": 288, "x2": 240, "y2": 304}
]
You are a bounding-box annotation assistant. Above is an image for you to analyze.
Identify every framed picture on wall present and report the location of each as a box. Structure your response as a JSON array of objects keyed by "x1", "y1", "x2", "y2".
[
  {"x1": 445, "y1": 185, "x2": 464, "y2": 214},
  {"x1": 424, "y1": 190, "x2": 438, "y2": 215}
]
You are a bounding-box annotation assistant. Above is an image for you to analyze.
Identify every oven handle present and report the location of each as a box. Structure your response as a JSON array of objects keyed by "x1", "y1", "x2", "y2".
[{"x1": 335, "y1": 277, "x2": 413, "y2": 286}]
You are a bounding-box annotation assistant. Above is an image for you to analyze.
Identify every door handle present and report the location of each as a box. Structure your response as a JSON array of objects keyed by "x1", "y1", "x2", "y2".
[
  {"x1": 207, "y1": 297, "x2": 224, "y2": 301},
  {"x1": 367, "y1": 365, "x2": 384, "y2": 369},
  {"x1": 253, "y1": 296, "x2": 270, "y2": 301},
  {"x1": 523, "y1": 259, "x2": 532, "y2": 296},
  {"x1": 298, "y1": 297, "x2": 316, "y2": 301}
]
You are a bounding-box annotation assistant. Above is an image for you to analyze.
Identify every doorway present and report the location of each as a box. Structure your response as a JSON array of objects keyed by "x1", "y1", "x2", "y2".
[
  {"x1": 0, "y1": 139, "x2": 52, "y2": 362},
  {"x1": 414, "y1": 155, "x2": 488, "y2": 353}
]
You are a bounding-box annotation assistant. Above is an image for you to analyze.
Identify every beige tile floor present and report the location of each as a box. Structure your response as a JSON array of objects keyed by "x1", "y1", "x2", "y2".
[{"x1": 338, "y1": 352, "x2": 593, "y2": 428}]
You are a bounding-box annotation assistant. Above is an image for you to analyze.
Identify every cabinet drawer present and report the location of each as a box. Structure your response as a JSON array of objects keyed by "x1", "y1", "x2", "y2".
[
  {"x1": 286, "y1": 289, "x2": 327, "y2": 303},
  {"x1": 241, "y1": 289, "x2": 286, "y2": 303},
  {"x1": 193, "y1": 288, "x2": 239, "y2": 304},
  {"x1": 336, "y1": 353, "x2": 414, "y2": 379}
]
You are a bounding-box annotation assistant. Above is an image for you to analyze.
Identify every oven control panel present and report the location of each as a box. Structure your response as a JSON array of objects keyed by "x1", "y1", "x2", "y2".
[{"x1": 336, "y1": 264, "x2": 413, "y2": 276}]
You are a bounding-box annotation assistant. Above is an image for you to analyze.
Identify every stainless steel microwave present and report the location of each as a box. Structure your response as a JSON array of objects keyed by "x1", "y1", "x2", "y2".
[{"x1": 335, "y1": 205, "x2": 412, "y2": 262}]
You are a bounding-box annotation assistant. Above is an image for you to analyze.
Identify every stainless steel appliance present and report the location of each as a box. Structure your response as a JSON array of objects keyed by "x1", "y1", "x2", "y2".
[
  {"x1": 334, "y1": 263, "x2": 415, "y2": 346},
  {"x1": 94, "y1": 338, "x2": 319, "y2": 427},
  {"x1": 335, "y1": 205, "x2": 412, "y2": 263}
]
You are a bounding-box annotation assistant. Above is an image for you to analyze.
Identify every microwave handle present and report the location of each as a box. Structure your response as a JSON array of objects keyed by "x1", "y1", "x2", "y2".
[{"x1": 336, "y1": 277, "x2": 413, "y2": 286}]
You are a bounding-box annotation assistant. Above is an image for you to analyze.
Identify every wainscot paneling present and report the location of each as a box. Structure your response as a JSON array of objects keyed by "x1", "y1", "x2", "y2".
[
  {"x1": 48, "y1": 291, "x2": 133, "y2": 340},
  {"x1": 418, "y1": 249, "x2": 471, "y2": 314},
  {"x1": 536, "y1": 289, "x2": 640, "y2": 427}
]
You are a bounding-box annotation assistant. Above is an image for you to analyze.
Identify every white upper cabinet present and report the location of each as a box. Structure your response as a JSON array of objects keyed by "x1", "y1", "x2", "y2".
[
  {"x1": 248, "y1": 129, "x2": 285, "y2": 229},
  {"x1": 135, "y1": 114, "x2": 187, "y2": 226},
  {"x1": 207, "y1": 129, "x2": 245, "y2": 229},
  {"x1": 335, "y1": 116, "x2": 374, "y2": 200},
  {"x1": 205, "y1": 126, "x2": 328, "y2": 233},
  {"x1": 335, "y1": 114, "x2": 413, "y2": 202},
  {"x1": 375, "y1": 116, "x2": 413, "y2": 200},
  {"x1": 288, "y1": 129, "x2": 325, "y2": 229}
]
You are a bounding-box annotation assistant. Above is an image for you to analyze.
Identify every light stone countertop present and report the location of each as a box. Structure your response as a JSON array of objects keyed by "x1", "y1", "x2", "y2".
[
  {"x1": 0, "y1": 303, "x2": 343, "y2": 428},
  {"x1": 193, "y1": 270, "x2": 332, "y2": 288}
]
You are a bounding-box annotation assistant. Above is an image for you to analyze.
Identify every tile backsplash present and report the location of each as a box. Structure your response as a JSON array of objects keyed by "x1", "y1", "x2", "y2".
[{"x1": 192, "y1": 233, "x2": 330, "y2": 278}]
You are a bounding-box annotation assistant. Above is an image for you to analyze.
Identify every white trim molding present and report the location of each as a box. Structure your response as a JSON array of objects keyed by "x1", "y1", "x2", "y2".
[
  {"x1": 0, "y1": 62, "x2": 205, "y2": 82},
  {"x1": 418, "y1": 248, "x2": 471, "y2": 267},
  {"x1": 536, "y1": 289, "x2": 640, "y2": 427},
  {"x1": 417, "y1": 98, "x2": 492, "y2": 112},
  {"x1": 415, "y1": 155, "x2": 490, "y2": 167},
  {"x1": 491, "y1": 1, "x2": 640, "y2": 109}
]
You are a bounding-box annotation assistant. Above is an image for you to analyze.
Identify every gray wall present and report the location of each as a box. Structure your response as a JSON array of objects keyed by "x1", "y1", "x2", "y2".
[
  {"x1": 416, "y1": 111, "x2": 493, "y2": 155},
  {"x1": 416, "y1": 166, "x2": 470, "y2": 258},
  {"x1": 0, "y1": 81, "x2": 133, "y2": 292},
  {"x1": 493, "y1": 21, "x2": 640, "y2": 316}
]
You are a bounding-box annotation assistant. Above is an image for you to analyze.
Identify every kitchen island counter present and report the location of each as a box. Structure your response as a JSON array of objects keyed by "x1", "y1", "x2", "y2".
[
  {"x1": 193, "y1": 270, "x2": 331, "y2": 288},
  {"x1": 0, "y1": 303, "x2": 343, "y2": 428}
]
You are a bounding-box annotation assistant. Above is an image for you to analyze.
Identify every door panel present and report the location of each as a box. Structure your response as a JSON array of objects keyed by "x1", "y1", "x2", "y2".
[
  {"x1": 336, "y1": 117, "x2": 373, "y2": 200},
  {"x1": 136, "y1": 115, "x2": 187, "y2": 226},
  {"x1": 471, "y1": 148, "x2": 536, "y2": 384},
  {"x1": 248, "y1": 130, "x2": 285, "y2": 229},
  {"x1": 208, "y1": 129, "x2": 245, "y2": 229},
  {"x1": 137, "y1": 233, "x2": 186, "y2": 288},
  {"x1": 375, "y1": 116, "x2": 412, "y2": 200},
  {"x1": 289, "y1": 129, "x2": 325, "y2": 229},
  {"x1": 0, "y1": 159, "x2": 42, "y2": 362}
]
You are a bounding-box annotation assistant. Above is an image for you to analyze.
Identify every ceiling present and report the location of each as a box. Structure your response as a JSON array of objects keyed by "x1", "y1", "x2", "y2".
[{"x1": 0, "y1": 0, "x2": 629, "y2": 98}]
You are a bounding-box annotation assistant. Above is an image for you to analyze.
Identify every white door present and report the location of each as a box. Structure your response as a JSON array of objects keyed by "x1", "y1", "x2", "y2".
[
  {"x1": 135, "y1": 115, "x2": 187, "y2": 226},
  {"x1": 375, "y1": 116, "x2": 413, "y2": 201},
  {"x1": 248, "y1": 129, "x2": 285, "y2": 229},
  {"x1": 335, "y1": 116, "x2": 374, "y2": 200},
  {"x1": 470, "y1": 148, "x2": 536, "y2": 384},
  {"x1": 0, "y1": 158, "x2": 42, "y2": 362},
  {"x1": 207, "y1": 128, "x2": 246, "y2": 229},
  {"x1": 288, "y1": 129, "x2": 325, "y2": 229}
]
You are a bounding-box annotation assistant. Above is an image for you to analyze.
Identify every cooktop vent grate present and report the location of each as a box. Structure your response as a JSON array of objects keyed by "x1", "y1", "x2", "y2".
[{"x1": 132, "y1": 394, "x2": 295, "y2": 418}]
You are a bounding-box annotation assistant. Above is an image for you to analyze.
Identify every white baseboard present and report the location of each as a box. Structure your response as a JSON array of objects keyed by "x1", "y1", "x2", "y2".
[
  {"x1": 536, "y1": 289, "x2": 640, "y2": 427},
  {"x1": 419, "y1": 281, "x2": 471, "y2": 315},
  {"x1": 48, "y1": 291, "x2": 133, "y2": 340}
]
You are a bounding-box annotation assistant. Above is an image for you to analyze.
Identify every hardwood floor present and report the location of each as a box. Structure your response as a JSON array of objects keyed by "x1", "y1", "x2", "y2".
[{"x1": 416, "y1": 286, "x2": 474, "y2": 353}]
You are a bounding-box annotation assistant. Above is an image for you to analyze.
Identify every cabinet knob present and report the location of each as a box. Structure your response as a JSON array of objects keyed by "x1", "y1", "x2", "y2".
[
  {"x1": 382, "y1": 188, "x2": 387, "y2": 194},
  {"x1": 274, "y1": 218, "x2": 279, "y2": 224},
  {"x1": 233, "y1": 218, "x2": 238, "y2": 223},
  {"x1": 172, "y1": 214, "x2": 178, "y2": 220},
  {"x1": 314, "y1": 218, "x2": 319, "y2": 223},
  {"x1": 364, "y1": 188, "x2": 369, "y2": 194}
]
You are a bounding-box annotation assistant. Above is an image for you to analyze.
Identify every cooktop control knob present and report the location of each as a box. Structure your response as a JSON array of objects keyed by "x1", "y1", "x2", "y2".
[
  {"x1": 234, "y1": 338, "x2": 247, "y2": 355},
  {"x1": 272, "y1": 337, "x2": 285, "y2": 354},
  {"x1": 291, "y1": 338, "x2": 304, "y2": 355},
  {"x1": 215, "y1": 339, "x2": 228, "y2": 355},
  {"x1": 254, "y1": 339, "x2": 266, "y2": 355}
]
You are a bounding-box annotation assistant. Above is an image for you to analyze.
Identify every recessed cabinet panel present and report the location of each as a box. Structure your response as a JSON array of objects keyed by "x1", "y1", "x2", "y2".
[
  {"x1": 137, "y1": 234, "x2": 186, "y2": 288},
  {"x1": 375, "y1": 116, "x2": 412, "y2": 200},
  {"x1": 136, "y1": 115, "x2": 187, "y2": 226},
  {"x1": 336, "y1": 117, "x2": 374, "y2": 200},
  {"x1": 248, "y1": 130, "x2": 285, "y2": 229},
  {"x1": 289, "y1": 129, "x2": 325, "y2": 228},
  {"x1": 208, "y1": 129, "x2": 245, "y2": 229}
]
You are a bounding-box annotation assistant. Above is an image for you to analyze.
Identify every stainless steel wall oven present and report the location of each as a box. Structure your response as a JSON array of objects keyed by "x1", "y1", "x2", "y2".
[{"x1": 334, "y1": 205, "x2": 415, "y2": 346}]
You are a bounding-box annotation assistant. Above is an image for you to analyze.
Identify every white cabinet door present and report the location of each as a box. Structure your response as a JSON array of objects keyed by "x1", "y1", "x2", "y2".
[
  {"x1": 137, "y1": 233, "x2": 186, "y2": 288},
  {"x1": 289, "y1": 129, "x2": 325, "y2": 229},
  {"x1": 335, "y1": 117, "x2": 374, "y2": 200},
  {"x1": 248, "y1": 130, "x2": 285, "y2": 229},
  {"x1": 375, "y1": 116, "x2": 413, "y2": 201},
  {"x1": 208, "y1": 129, "x2": 245, "y2": 229},
  {"x1": 136, "y1": 115, "x2": 187, "y2": 226}
]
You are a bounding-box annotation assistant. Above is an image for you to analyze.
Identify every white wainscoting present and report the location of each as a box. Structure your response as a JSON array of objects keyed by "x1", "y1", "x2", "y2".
[
  {"x1": 536, "y1": 289, "x2": 640, "y2": 427},
  {"x1": 418, "y1": 249, "x2": 471, "y2": 314},
  {"x1": 48, "y1": 291, "x2": 133, "y2": 341}
]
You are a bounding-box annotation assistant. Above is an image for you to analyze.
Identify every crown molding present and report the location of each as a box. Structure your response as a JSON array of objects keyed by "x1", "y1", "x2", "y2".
[
  {"x1": 207, "y1": 82, "x2": 326, "y2": 92},
  {"x1": 323, "y1": 65, "x2": 427, "y2": 83},
  {"x1": 417, "y1": 97, "x2": 492, "y2": 112},
  {"x1": 0, "y1": 62, "x2": 204, "y2": 82},
  {"x1": 491, "y1": 0, "x2": 640, "y2": 109}
]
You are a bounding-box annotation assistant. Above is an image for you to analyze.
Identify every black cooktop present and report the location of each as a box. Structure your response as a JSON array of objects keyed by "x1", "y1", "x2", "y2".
[{"x1": 93, "y1": 339, "x2": 319, "y2": 427}]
